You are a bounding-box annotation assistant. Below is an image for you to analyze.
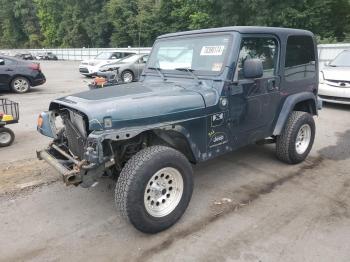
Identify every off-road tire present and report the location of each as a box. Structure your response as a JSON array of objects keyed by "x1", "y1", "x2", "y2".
[
  {"x1": 11, "y1": 76, "x2": 30, "y2": 93},
  {"x1": 115, "y1": 145, "x2": 193, "y2": 233},
  {"x1": 0, "y1": 127, "x2": 15, "y2": 147},
  {"x1": 276, "y1": 111, "x2": 315, "y2": 164}
]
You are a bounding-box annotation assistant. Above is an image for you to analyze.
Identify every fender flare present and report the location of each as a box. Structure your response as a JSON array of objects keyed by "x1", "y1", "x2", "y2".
[{"x1": 273, "y1": 92, "x2": 317, "y2": 136}]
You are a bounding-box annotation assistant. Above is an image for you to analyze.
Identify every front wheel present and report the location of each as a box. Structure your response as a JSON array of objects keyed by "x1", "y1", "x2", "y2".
[
  {"x1": 121, "y1": 70, "x2": 134, "y2": 83},
  {"x1": 115, "y1": 146, "x2": 193, "y2": 233},
  {"x1": 0, "y1": 127, "x2": 15, "y2": 147},
  {"x1": 276, "y1": 111, "x2": 315, "y2": 164}
]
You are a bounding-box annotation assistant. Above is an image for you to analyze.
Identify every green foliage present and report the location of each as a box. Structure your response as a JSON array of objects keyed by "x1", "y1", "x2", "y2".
[{"x1": 0, "y1": 0, "x2": 349, "y2": 48}]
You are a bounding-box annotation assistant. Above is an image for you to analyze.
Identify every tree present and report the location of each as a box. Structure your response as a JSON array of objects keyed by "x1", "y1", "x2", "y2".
[
  {"x1": 34, "y1": 0, "x2": 63, "y2": 47},
  {"x1": 1, "y1": 0, "x2": 350, "y2": 48},
  {"x1": 13, "y1": 0, "x2": 43, "y2": 47},
  {"x1": 0, "y1": 0, "x2": 27, "y2": 48}
]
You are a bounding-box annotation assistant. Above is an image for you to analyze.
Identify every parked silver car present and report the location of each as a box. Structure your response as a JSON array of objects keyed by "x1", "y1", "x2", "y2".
[
  {"x1": 98, "y1": 54, "x2": 149, "y2": 83},
  {"x1": 319, "y1": 50, "x2": 350, "y2": 105},
  {"x1": 79, "y1": 51, "x2": 137, "y2": 77}
]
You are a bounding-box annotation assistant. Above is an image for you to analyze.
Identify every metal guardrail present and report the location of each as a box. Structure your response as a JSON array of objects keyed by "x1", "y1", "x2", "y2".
[{"x1": 0, "y1": 47, "x2": 152, "y2": 61}]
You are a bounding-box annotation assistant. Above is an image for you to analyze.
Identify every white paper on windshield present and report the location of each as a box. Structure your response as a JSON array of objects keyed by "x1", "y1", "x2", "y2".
[{"x1": 200, "y1": 46, "x2": 225, "y2": 56}]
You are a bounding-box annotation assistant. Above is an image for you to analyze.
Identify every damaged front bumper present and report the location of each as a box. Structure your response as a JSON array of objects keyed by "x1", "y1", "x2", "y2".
[{"x1": 37, "y1": 143, "x2": 114, "y2": 187}]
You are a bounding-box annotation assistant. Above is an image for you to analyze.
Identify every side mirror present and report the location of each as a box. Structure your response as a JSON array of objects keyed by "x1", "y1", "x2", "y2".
[
  {"x1": 243, "y1": 59, "x2": 263, "y2": 79},
  {"x1": 0, "y1": 59, "x2": 4, "y2": 65}
]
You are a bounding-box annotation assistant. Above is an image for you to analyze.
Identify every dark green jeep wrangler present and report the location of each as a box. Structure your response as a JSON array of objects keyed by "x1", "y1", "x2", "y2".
[{"x1": 37, "y1": 26, "x2": 320, "y2": 233}]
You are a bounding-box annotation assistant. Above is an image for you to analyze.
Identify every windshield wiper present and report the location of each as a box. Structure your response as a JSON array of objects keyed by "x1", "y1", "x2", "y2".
[
  {"x1": 148, "y1": 67, "x2": 166, "y2": 81},
  {"x1": 175, "y1": 68, "x2": 202, "y2": 85}
]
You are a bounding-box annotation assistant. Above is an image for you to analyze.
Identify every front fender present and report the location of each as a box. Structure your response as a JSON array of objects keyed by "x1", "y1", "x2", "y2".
[
  {"x1": 37, "y1": 111, "x2": 58, "y2": 139},
  {"x1": 89, "y1": 117, "x2": 206, "y2": 163}
]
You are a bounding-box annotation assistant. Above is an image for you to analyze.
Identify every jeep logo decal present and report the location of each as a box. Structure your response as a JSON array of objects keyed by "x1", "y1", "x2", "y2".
[{"x1": 209, "y1": 132, "x2": 228, "y2": 148}]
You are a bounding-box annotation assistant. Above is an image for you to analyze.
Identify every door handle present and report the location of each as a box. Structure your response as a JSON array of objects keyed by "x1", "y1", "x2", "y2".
[{"x1": 5, "y1": 68, "x2": 13, "y2": 72}]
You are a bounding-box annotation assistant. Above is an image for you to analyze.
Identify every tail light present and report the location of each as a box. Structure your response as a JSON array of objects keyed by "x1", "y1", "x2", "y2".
[{"x1": 29, "y1": 63, "x2": 40, "y2": 71}]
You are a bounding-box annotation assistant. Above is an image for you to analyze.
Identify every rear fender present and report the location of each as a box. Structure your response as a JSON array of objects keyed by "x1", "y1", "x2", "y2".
[{"x1": 273, "y1": 92, "x2": 318, "y2": 136}]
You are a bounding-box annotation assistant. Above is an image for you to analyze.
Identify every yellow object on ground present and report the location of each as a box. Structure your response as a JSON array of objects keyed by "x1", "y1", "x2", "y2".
[{"x1": 2, "y1": 114, "x2": 14, "y2": 122}]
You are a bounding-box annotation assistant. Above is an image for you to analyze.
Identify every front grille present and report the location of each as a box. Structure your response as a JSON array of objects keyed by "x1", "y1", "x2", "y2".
[
  {"x1": 64, "y1": 119, "x2": 86, "y2": 159},
  {"x1": 79, "y1": 68, "x2": 89, "y2": 73},
  {"x1": 319, "y1": 95, "x2": 350, "y2": 103}
]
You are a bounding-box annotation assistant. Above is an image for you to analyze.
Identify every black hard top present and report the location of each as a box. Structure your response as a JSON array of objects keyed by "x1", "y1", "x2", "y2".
[{"x1": 158, "y1": 26, "x2": 314, "y2": 39}]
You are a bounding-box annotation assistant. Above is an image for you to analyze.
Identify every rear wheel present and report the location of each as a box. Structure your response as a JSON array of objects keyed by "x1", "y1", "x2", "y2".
[
  {"x1": 115, "y1": 146, "x2": 193, "y2": 233},
  {"x1": 0, "y1": 127, "x2": 15, "y2": 147},
  {"x1": 11, "y1": 76, "x2": 30, "y2": 93},
  {"x1": 276, "y1": 111, "x2": 315, "y2": 164}
]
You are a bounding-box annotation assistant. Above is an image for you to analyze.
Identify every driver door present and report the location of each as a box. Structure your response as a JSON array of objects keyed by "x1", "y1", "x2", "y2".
[{"x1": 229, "y1": 36, "x2": 281, "y2": 144}]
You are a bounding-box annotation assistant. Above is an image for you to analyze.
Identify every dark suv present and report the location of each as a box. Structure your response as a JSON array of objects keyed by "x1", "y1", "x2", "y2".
[{"x1": 37, "y1": 26, "x2": 320, "y2": 233}]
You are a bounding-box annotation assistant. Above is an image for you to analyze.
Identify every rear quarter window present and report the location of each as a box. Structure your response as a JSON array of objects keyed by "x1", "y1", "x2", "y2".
[{"x1": 284, "y1": 35, "x2": 316, "y2": 82}]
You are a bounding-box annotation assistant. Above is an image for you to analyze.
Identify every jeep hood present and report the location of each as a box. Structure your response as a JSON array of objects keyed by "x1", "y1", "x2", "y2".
[
  {"x1": 322, "y1": 66, "x2": 350, "y2": 81},
  {"x1": 50, "y1": 81, "x2": 209, "y2": 131}
]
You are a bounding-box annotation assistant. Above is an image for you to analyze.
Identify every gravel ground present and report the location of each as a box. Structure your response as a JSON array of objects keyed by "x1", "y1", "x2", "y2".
[{"x1": 0, "y1": 61, "x2": 349, "y2": 262}]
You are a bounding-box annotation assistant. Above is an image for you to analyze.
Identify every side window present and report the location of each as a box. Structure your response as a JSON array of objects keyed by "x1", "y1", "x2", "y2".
[
  {"x1": 112, "y1": 52, "x2": 121, "y2": 59},
  {"x1": 237, "y1": 37, "x2": 278, "y2": 79},
  {"x1": 0, "y1": 58, "x2": 14, "y2": 65},
  {"x1": 285, "y1": 35, "x2": 316, "y2": 81},
  {"x1": 123, "y1": 52, "x2": 133, "y2": 58}
]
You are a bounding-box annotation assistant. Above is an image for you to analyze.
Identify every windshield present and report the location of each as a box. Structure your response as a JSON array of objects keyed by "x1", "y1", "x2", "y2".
[
  {"x1": 330, "y1": 51, "x2": 350, "y2": 67},
  {"x1": 147, "y1": 33, "x2": 232, "y2": 74},
  {"x1": 95, "y1": 52, "x2": 113, "y2": 60}
]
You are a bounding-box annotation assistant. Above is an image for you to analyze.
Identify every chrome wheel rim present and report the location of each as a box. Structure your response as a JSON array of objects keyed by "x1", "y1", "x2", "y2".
[
  {"x1": 295, "y1": 124, "x2": 311, "y2": 154},
  {"x1": 122, "y1": 72, "x2": 133, "y2": 83},
  {"x1": 0, "y1": 132, "x2": 11, "y2": 144},
  {"x1": 13, "y1": 78, "x2": 29, "y2": 92},
  {"x1": 144, "y1": 167, "x2": 184, "y2": 217}
]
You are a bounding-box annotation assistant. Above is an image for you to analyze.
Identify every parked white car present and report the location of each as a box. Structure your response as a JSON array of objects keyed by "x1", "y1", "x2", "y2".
[
  {"x1": 319, "y1": 50, "x2": 350, "y2": 105},
  {"x1": 79, "y1": 51, "x2": 136, "y2": 77}
]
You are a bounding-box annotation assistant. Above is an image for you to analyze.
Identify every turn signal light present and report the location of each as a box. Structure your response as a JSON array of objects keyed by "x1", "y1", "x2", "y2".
[{"x1": 37, "y1": 115, "x2": 43, "y2": 128}]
